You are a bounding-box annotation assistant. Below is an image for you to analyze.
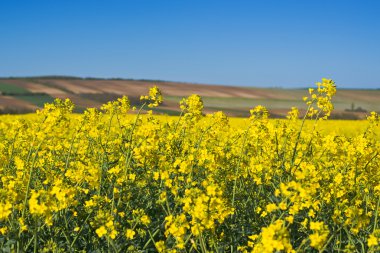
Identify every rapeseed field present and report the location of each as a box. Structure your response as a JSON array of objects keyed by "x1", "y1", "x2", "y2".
[{"x1": 0, "y1": 79, "x2": 379, "y2": 252}]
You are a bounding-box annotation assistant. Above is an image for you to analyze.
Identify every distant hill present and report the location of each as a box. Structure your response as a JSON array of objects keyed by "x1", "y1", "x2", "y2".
[{"x1": 0, "y1": 77, "x2": 379, "y2": 119}]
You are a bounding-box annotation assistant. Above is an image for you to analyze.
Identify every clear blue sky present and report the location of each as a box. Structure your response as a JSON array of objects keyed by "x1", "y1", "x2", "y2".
[{"x1": 1, "y1": 0, "x2": 380, "y2": 88}]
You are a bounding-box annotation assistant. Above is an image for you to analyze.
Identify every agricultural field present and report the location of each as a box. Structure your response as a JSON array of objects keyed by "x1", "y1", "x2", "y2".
[
  {"x1": 1, "y1": 77, "x2": 380, "y2": 119},
  {"x1": 0, "y1": 79, "x2": 380, "y2": 252}
]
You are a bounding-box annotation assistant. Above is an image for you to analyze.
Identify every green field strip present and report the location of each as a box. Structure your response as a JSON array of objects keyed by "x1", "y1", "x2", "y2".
[
  {"x1": 72, "y1": 106, "x2": 87, "y2": 113},
  {"x1": 15, "y1": 94, "x2": 56, "y2": 108},
  {"x1": 0, "y1": 82, "x2": 31, "y2": 95},
  {"x1": 78, "y1": 93, "x2": 123, "y2": 104}
]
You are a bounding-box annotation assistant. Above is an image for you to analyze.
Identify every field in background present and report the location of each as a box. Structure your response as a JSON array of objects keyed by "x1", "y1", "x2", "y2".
[{"x1": 0, "y1": 77, "x2": 379, "y2": 119}]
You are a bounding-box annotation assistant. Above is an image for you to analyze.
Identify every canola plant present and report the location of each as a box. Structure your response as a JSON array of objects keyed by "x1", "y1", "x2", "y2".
[{"x1": 0, "y1": 79, "x2": 380, "y2": 252}]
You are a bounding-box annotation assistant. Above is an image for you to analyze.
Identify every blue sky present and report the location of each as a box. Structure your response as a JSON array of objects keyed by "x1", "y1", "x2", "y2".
[{"x1": 1, "y1": 0, "x2": 380, "y2": 88}]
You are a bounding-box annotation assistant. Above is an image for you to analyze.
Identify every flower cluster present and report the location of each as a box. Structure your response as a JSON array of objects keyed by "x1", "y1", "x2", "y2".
[{"x1": 140, "y1": 86, "x2": 163, "y2": 108}]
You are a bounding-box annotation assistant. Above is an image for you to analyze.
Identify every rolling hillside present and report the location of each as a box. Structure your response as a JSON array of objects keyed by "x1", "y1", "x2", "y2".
[{"x1": 0, "y1": 77, "x2": 379, "y2": 119}]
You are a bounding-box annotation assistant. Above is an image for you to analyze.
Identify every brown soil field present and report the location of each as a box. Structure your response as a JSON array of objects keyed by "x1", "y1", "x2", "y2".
[
  {"x1": 34, "y1": 79, "x2": 262, "y2": 98},
  {"x1": 0, "y1": 95, "x2": 38, "y2": 112},
  {"x1": 5, "y1": 80, "x2": 67, "y2": 96}
]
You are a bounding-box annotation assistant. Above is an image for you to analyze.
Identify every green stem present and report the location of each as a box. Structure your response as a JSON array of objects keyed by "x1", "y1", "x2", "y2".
[
  {"x1": 21, "y1": 141, "x2": 43, "y2": 221},
  {"x1": 373, "y1": 195, "x2": 380, "y2": 232},
  {"x1": 232, "y1": 120, "x2": 253, "y2": 206}
]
